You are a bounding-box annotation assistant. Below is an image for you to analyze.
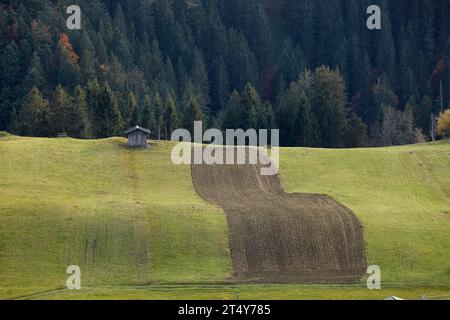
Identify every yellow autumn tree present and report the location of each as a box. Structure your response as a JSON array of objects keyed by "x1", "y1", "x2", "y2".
[{"x1": 437, "y1": 109, "x2": 450, "y2": 138}]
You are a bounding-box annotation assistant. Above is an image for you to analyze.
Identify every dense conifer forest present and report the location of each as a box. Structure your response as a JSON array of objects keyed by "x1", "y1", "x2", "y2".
[{"x1": 0, "y1": 0, "x2": 449, "y2": 147}]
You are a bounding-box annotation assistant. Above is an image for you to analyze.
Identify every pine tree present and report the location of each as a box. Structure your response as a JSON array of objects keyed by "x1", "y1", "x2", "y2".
[
  {"x1": 277, "y1": 78, "x2": 317, "y2": 147},
  {"x1": 277, "y1": 84, "x2": 298, "y2": 146},
  {"x1": 18, "y1": 86, "x2": 51, "y2": 137},
  {"x1": 357, "y1": 53, "x2": 376, "y2": 125},
  {"x1": 420, "y1": 0, "x2": 435, "y2": 73},
  {"x1": 376, "y1": 1, "x2": 397, "y2": 85},
  {"x1": 97, "y1": 83, "x2": 123, "y2": 137},
  {"x1": 55, "y1": 35, "x2": 79, "y2": 89},
  {"x1": 0, "y1": 39, "x2": 23, "y2": 130},
  {"x1": 74, "y1": 85, "x2": 91, "y2": 138},
  {"x1": 210, "y1": 57, "x2": 230, "y2": 114},
  {"x1": 398, "y1": 35, "x2": 416, "y2": 105},
  {"x1": 345, "y1": 114, "x2": 368, "y2": 147},
  {"x1": 347, "y1": 33, "x2": 362, "y2": 98},
  {"x1": 148, "y1": 39, "x2": 165, "y2": 84},
  {"x1": 222, "y1": 90, "x2": 242, "y2": 130},
  {"x1": 114, "y1": 32, "x2": 133, "y2": 70},
  {"x1": 241, "y1": 83, "x2": 262, "y2": 129},
  {"x1": 107, "y1": 84, "x2": 123, "y2": 137},
  {"x1": 86, "y1": 79, "x2": 101, "y2": 138},
  {"x1": 227, "y1": 29, "x2": 259, "y2": 91},
  {"x1": 261, "y1": 101, "x2": 275, "y2": 130},
  {"x1": 191, "y1": 48, "x2": 210, "y2": 108},
  {"x1": 141, "y1": 94, "x2": 153, "y2": 130},
  {"x1": 164, "y1": 94, "x2": 179, "y2": 138},
  {"x1": 126, "y1": 91, "x2": 140, "y2": 127},
  {"x1": 94, "y1": 33, "x2": 108, "y2": 66},
  {"x1": 414, "y1": 95, "x2": 433, "y2": 136},
  {"x1": 23, "y1": 51, "x2": 45, "y2": 93},
  {"x1": 114, "y1": 4, "x2": 128, "y2": 35},
  {"x1": 8, "y1": 106, "x2": 19, "y2": 134},
  {"x1": 183, "y1": 96, "x2": 203, "y2": 135},
  {"x1": 49, "y1": 84, "x2": 73, "y2": 135},
  {"x1": 79, "y1": 31, "x2": 96, "y2": 82},
  {"x1": 153, "y1": 91, "x2": 164, "y2": 140},
  {"x1": 314, "y1": 0, "x2": 344, "y2": 66},
  {"x1": 164, "y1": 57, "x2": 178, "y2": 96},
  {"x1": 311, "y1": 66, "x2": 348, "y2": 147},
  {"x1": 0, "y1": 41, "x2": 23, "y2": 87},
  {"x1": 107, "y1": 54, "x2": 127, "y2": 98},
  {"x1": 399, "y1": 106, "x2": 417, "y2": 145},
  {"x1": 278, "y1": 39, "x2": 306, "y2": 85}
]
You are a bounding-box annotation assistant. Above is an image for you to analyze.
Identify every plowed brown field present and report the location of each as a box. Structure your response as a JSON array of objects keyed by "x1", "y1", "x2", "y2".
[{"x1": 191, "y1": 149, "x2": 366, "y2": 283}]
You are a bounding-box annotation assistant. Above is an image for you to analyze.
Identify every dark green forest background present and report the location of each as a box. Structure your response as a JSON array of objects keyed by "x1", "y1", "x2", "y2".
[{"x1": 0, "y1": 0, "x2": 449, "y2": 147}]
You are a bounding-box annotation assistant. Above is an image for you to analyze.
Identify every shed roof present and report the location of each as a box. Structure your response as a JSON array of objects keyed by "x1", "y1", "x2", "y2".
[{"x1": 124, "y1": 126, "x2": 150, "y2": 135}]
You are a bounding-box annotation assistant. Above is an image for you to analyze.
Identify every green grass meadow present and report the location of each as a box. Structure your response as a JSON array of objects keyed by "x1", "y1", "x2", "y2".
[
  {"x1": 280, "y1": 141, "x2": 450, "y2": 286},
  {"x1": 0, "y1": 136, "x2": 231, "y2": 298},
  {"x1": 0, "y1": 134, "x2": 449, "y2": 299}
]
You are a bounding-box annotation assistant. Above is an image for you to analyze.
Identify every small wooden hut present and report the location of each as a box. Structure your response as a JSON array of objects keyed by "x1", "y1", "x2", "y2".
[{"x1": 124, "y1": 126, "x2": 150, "y2": 148}]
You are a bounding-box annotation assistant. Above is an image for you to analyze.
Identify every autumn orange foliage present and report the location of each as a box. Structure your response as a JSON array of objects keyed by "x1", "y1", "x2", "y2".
[{"x1": 59, "y1": 33, "x2": 79, "y2": 64}]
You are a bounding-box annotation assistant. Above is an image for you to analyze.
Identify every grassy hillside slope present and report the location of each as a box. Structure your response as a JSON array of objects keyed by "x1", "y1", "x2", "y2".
[
  {"x1": 0, "y1": 135, "x2": 449, "y2": 299},
  {"x1": 0, "y1": 136, "x2": 231, "y2": 298},
  {"x1": 281, "y1": 141, "x2": 450, "y2": 286}
]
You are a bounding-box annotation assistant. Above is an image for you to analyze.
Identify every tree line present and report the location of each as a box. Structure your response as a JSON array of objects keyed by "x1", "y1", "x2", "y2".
[{"x1": 0, "y1": 0, "x2": 449, "y2": 147}]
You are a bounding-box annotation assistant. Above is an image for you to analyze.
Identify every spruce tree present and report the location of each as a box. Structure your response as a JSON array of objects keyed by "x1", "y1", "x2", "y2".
[
  {"x1": 278, "y1": 79, "x2": 317, "y2": 147},
  {"x1": 164, "y1": 94, "x2": 179, "y2": 138},
  {"x1": 153, "y1": 91, "x2": 164, "y2": 140},
  {"x1": 191, "y1": 48, "x2": 210, "y2": 108},
  {"x1": 311, "y1": 66, "x2": 348, "y2": 148},
  {"x1": 222, "y1": 90, "x2": 242, "y2": 130},
  {"x1": 8, "y1": 106, "x2": 19, "y2": 134},
  {"x1": 345, "y1": 114, "x2": 368, "y2": 147},
  {"x1": 183, "y1": 96, "x2": 203, "y2": 135},
  {"x1": 376, "y1": 2, "x2": 397, "y2": 85},
  {"x1": 241, "y1": 83, "x2": 261, "y2": 130},
  {"x1": 23, "y1": 51, "x2": 45, "y2": 93},
  {"x1": 0, "y1": 41, "x2": 23, "y2": 87},
  {"x1": 55, "y1": 41, "x2": 79, "y2": 90},
  {"x1": 79, "y1": 32, "x2": 96, "y2": 82},
  {"x1": 261, "y1": 101, "x2": 275, "y2": 131},
  {"x1": 74, "y1": 85, "x2": 90, "y2": 138},
  {"x1": 98, "y1": 83, "x2": 123, "y2": 137},
  {"x1": 142, "y1": 94, "x2": 153, "y2": 130},
  {"x1": 18, "y1": 86, "x2": 50, "y2": 137},
  {"x1": 415, "y1": 95, "x2": 433, "y2": 136},
  {"x1": 49, "y1": 84, "x2": 72, "y2": 135},
  {"x1": 86, "y1": 79, "x2": 101, "y2": 138},
  {"x1": 126, "y1": 91, "x2": 140, "y2": 127},
  {"x1": 210, "y1": 57, "x2": 230, "y2": 114}
]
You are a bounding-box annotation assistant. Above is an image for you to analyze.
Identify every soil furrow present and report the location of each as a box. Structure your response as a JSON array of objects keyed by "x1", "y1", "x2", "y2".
[{"x1": 191, "y1": 150, "x2": 366, "y2": 283}]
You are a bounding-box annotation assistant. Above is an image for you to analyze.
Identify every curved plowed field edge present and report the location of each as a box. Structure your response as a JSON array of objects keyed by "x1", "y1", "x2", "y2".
[{"x1": 191, "y1": 150, "x2": 367, "y2": 283}]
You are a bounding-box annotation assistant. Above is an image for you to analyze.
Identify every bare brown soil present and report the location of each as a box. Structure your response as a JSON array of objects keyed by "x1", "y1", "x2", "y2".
[{"x1": 191, "y1": 149, "x2": 366, "y2": 283}]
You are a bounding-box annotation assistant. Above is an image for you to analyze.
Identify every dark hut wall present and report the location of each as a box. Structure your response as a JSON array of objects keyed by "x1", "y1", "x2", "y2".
[{"x1": 128, "y1": 131, "x2": 147, "y2": 147}]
